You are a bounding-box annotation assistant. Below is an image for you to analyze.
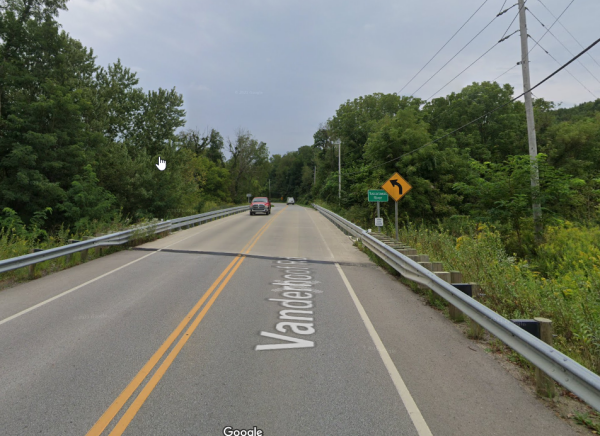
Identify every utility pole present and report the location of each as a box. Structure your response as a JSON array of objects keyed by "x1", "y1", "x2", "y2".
[
  {"x1": 338, "y1": 140, "x2": 341, "y2": 201},
  {"x1": 518, "y1": 0, "x2": 543, "y2": 242},
  {"x1": 314, "y1": 165, "x2": 316, "y2": 185},
  {"x1": 268, "y1": 179, "x2": 271, "y2": 199}
]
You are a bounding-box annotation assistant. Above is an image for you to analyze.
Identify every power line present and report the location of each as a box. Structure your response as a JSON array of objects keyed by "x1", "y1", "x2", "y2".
[
  {"x1": 499, "y1": 0, "x2": 526, "y2": 40},
  {"x1": 409, "y1": 3, "x2": 515, "y2": 98},
  {"x1": 398, "y1": 0, "x2": 492, "y2": 95},
  {"x1": 527, "y1": 0, "x2": 574, "y2": 56},
  {"x1": 413, "y1": 2, "x2": 525, "y2": 102},
  {"x1": 527, "y1": 7, "x2": 600, "y2": 86},
  {"x1": 537, "y1": 0, "x2": 600, "y2": 71},
  {"x1": 342, "y1": 36, "x2": 600, "y2": 177},
  {"x1": 494, "y1": 62, "x2": 519, "y2": 81},
  {"x1": 419, "y1": 6, "x2": 525, "y2": 113},
  {"x1": 528, "y1": 34, "x2": 598, "y2": 99},
  {"x1": 416, "y1": 6, "x2": 525, "y2": 132},
  {"x1": 497, "y1": 0, "x2": 508, "y2": 15},
  {"x1": 426, "y1": 29, "x2": 519, "y2": 101}
]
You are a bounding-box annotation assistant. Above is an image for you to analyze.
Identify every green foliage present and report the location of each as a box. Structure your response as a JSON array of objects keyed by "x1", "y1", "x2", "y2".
[
  {"x1": 56, "y1": 164, "x2": 117, "y2": 232},
  {"x1": 394, "y1": 218, "x2": 600, "y2": 375},
  {"x1": 227, "y1": 130, "x2": 269, "y2": 202},
  {"x1": 573, "y1": 412, "x2": 600, "y2": 433},
  {"x1": 0, "y1": 2, "x2": 256, "y2": 262},
  {"x1": 3, "y1": 2, "x2": 600, "y2": 380}
]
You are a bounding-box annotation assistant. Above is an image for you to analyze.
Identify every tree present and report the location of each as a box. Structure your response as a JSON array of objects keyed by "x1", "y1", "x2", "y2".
[
  {"x1": 0, "y1": 0, "x2": 102, "y2": 227},
  {"x1": 227, "y1": 129, "x2": 269, "y2": 201},
  {"x1": 423, "y1": 81, "x2": 527, "y2": 163}
]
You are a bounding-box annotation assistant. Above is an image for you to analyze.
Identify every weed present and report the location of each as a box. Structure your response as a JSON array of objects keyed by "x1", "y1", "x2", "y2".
[{"x1": 574, "y1": 412, "x2": 600, "y2": 433}]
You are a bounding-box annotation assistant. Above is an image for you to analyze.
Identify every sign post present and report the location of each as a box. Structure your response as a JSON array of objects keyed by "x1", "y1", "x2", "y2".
[
  {"x1": 246, "y1": 193, "x2": 252, "y2": 204},
  {"x1": 368, "y1": 190, "x2": 388, "y2": 232},
  {"x1": 381, "y1": 173, "x2": 412, "y2": 241}
]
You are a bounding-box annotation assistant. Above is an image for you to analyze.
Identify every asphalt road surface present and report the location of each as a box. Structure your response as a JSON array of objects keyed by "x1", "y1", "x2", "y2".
[{"x1": 0, "y1": 204, "x2": 580, "y2": 435}]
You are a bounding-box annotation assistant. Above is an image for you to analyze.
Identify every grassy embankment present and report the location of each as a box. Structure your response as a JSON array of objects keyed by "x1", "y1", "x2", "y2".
[
  {"x1": 0, "y1": 202, "x2": 239, "y2": 287},
  {"x1": 313, "y1": 201, "x2": 600, "y2": 379}
]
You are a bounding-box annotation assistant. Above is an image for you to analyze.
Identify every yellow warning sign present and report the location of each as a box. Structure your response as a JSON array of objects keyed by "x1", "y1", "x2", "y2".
[{"x1": 382, "y1": 172, "x2": 412, "y2": 202}]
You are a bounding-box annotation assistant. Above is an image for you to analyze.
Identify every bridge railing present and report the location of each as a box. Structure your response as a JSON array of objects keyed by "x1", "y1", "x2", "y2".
[
  {"x1": 313, "y1": 203, "x2": 600, "y2": 412},
  {"x1": 0, "y1": 205, "x2": 248, "y2": 274}
]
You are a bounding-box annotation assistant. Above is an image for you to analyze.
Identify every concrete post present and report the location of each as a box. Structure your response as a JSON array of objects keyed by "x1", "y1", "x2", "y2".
[
  {"x1": 450, "y1": 271, "x2": 463, "y2": 283},
  {"x1": 416, "y1": 262, "x2": 432, "y2": 289},
  {"x1": 432, "y1": 271, "x2": 451, "y2": 306},
  {"x1": 534, "y1": 317, "x2": 556, "y2": 398},
  {"x1": 449, "y1": 271, "x2": 464, "y2": 322}
]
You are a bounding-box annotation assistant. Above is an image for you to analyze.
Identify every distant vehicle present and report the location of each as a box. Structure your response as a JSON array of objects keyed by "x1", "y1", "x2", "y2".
[
  {"x1": 250, "y1": 197, "x2": 271, "y2": 215},
  {"x1": 287, "y1": 197, "x2": 295, "y2": 205}
]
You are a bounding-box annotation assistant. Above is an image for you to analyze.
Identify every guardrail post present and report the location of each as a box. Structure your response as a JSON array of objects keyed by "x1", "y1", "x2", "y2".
[
  {"x1": 449, "y1": 271, "x2": 465, "y2": 322},
  {"x1": 415, "y1": 262, "x2": 432, "y2": 289},
  {"x1": 534, "y1": 317, "x2": 556, "y2": 398},
  {"x1": 81, "y1": 236, "x2": 93, "y2": 261},
  {"x1": 467, "y1": 283, "x2": 485, "y2": 339},
  {"x1": 94, "y1": 234, "x2": 104, "y2": 257},
  {"x1": 432, "y1": 271, "x2": 451, "y2": 306},
  {"x1": 66, "y1": 239, "x2": 80, "y2": 265},
  {"x1": 418, "y1": 262, "x2": 432, "y2": 271},
  {"x1": 28, "y1": 249, "x2": 36, "y2": 279}
]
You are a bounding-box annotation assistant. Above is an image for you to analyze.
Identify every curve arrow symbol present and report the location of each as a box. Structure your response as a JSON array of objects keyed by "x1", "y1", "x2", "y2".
[{"x1": 390, "y1": 179, "x2": 403, "y2": 195}]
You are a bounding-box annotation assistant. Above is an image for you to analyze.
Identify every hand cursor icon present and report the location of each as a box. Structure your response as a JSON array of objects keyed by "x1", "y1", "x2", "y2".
[{"x1": 156, "y1": 157, "x2": 166, "y2": 171}]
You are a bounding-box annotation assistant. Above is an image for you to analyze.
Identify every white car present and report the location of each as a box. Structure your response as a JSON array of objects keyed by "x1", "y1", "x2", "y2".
[{"x1": 287, "y1": 197, "x2": 295, "y2": 205}]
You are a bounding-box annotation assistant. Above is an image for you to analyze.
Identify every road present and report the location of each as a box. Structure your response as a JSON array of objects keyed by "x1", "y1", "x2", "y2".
[{"x1": 0, "y1": 204, "x2": 579, "y2": 435}]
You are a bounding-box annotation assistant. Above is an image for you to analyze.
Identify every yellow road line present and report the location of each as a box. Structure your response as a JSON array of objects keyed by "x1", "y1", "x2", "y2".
[
  {"x1": 110, "y1": 256, "x2": 245, "y2": 435},
  {"x1": 87, "y1": 206, "x2": 286, "y2": 436}
]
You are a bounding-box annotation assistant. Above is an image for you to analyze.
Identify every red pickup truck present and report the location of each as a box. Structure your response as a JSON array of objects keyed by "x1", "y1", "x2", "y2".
[{"x1": 249, "y1": 197, "x2": 272, "y2": 215}]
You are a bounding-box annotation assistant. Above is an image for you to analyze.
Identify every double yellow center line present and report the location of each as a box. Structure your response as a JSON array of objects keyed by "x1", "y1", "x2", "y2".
[{"x1": 87, "y1": 207, "x2": 286, "y2": 435}]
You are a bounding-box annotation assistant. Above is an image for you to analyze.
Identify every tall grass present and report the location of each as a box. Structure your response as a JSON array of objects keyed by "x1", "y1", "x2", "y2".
[
  {"x1": 0, "y1": 216, "x2": 136, "y2": 285},
  {"x1": 0, "y1": 203, "x2": 240, "y2": 286},
  {"x1": 401, "y1": 221, "x2": 600, "y2": 374},
  {"x1": 318, "y1": 201, "x2": 600, "y2": 375}
]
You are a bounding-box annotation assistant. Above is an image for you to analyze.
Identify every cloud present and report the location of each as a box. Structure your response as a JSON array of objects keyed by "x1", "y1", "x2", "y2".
[{"x1": 58, "y1": 0, "x2": 600, "y2": 156}]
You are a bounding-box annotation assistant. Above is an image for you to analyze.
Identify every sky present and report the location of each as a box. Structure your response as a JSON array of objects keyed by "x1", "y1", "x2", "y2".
[{"x1": 57, "y1": 0, "x2": 600, "y2": 157}]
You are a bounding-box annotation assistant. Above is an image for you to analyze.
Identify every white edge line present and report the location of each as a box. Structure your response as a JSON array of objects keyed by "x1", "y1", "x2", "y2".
[
  {"x1": 0, "y1": 212, "x2": 242, "y2": 326},
  {"x1": 0, "y1": 251, "x2": 157, "y2": 326},
  {"x1": 309, "y1": 208, "x2": 433, "y2": 436},
  {"x1": 335, "y1": 263, "x2": 433, "y2": 436}
]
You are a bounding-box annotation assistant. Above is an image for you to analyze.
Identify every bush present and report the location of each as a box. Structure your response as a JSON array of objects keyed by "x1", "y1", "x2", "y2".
[
  {"x1": 323, "y1": 202, "x2": 600, "y2": 375},
  {"x1": 398, "y1": 220, "x2": 600, "y2": 374}
]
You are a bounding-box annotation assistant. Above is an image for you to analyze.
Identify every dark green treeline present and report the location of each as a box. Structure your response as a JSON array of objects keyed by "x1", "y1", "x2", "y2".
[{"x1": 0, "y1": 0, "x2": 270, "y2": 236}]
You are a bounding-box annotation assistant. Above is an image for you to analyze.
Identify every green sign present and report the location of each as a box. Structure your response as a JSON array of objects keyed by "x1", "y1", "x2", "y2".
[{"x1": 368, "y1": 189, "x2": 389, "y2": 202}]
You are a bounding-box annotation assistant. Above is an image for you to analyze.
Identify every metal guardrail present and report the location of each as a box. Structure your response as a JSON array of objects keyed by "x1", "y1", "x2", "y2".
[
  {"x1": 313, "y1": 203, "x2": 600, "y2": 412},
  {"x1": 0, "y1": 206, "x2": 248, "y2": 274}
]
